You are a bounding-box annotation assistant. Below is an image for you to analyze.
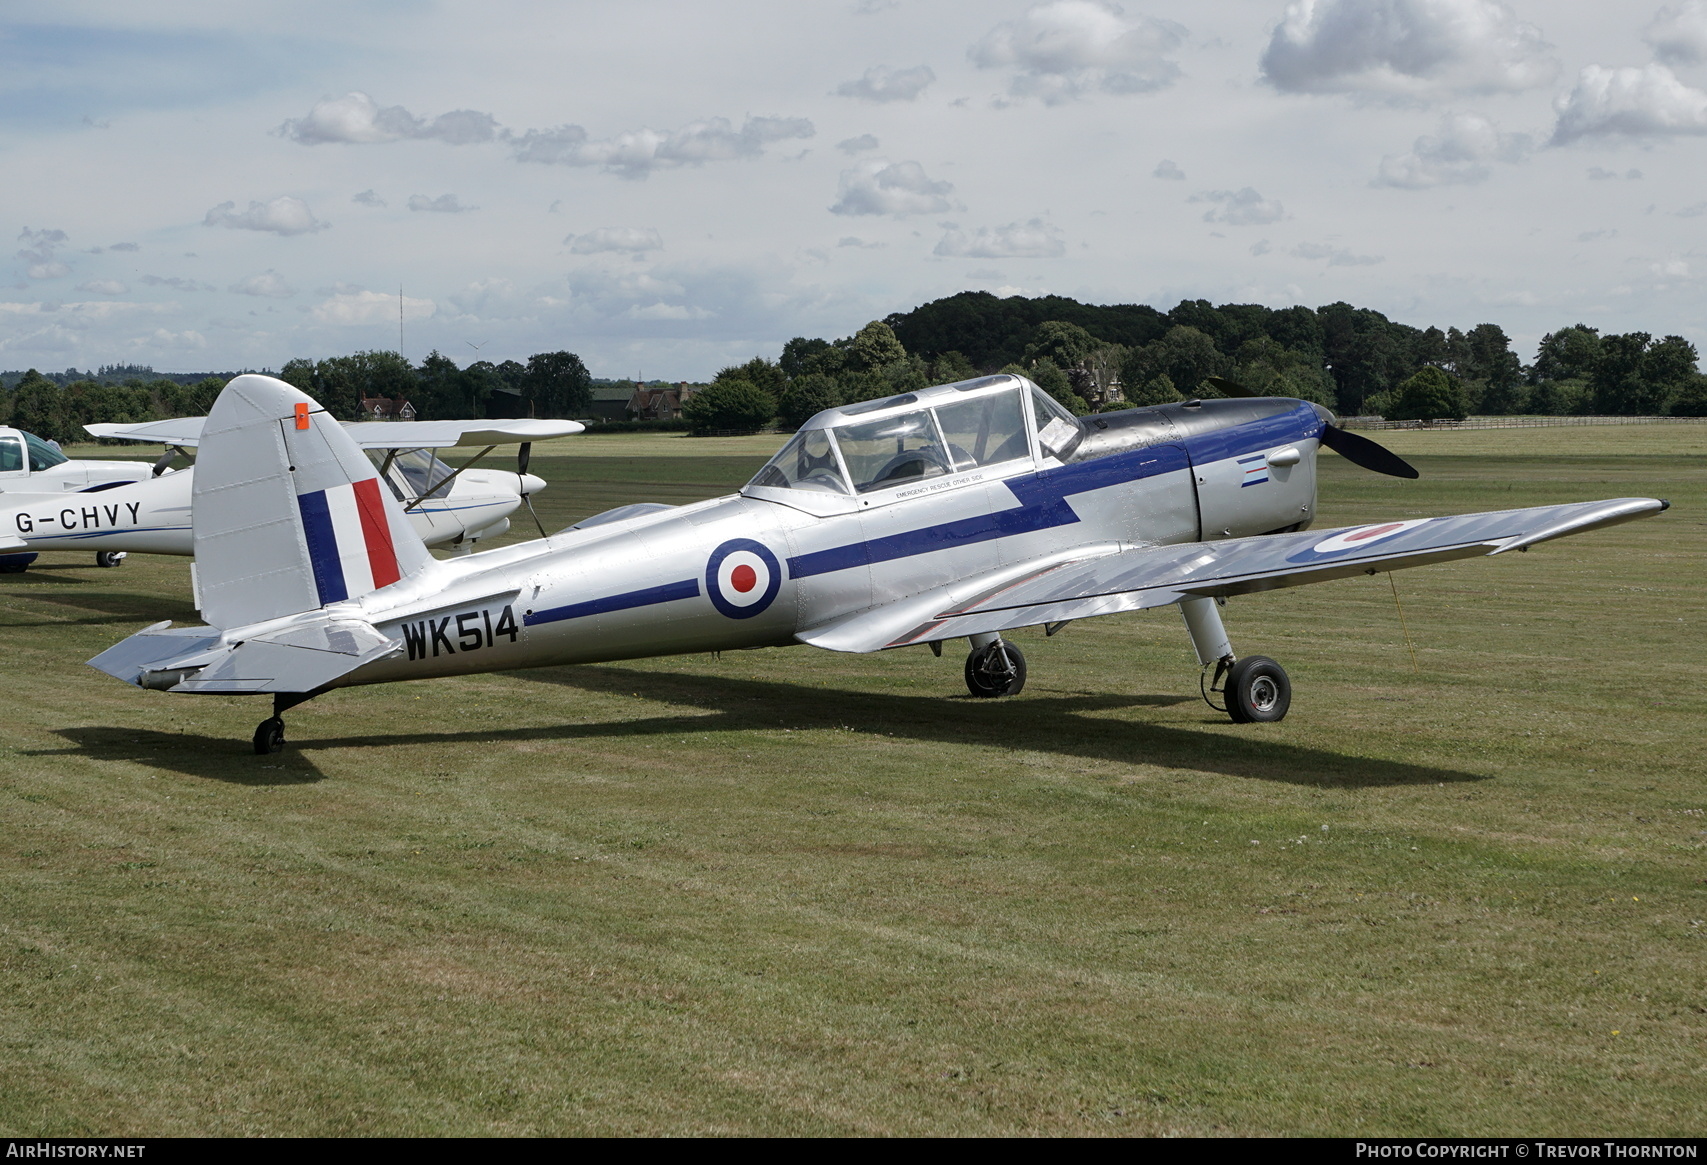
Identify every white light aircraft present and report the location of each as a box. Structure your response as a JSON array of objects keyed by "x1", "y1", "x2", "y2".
[
  {"x1": 0, "y1": 414, "x2": 580, "y2": 570},
  {"x1": 87, "y1": 374, "x2": 1666, "y2": 754}
]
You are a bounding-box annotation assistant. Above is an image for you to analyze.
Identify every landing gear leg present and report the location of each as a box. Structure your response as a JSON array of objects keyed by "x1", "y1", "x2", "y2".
[
  {"x1": 1178, "y1": 596, "x2": 1291, "y2": 724},
  {"x1": 965, "y1": 633, "x2": 1027, "y2": 698},
  {"x1": 95, "y1": 551, "x2": 127, "y2": 568},
  {"x1": 253, "y1": 692, "x2": 317, "y2": 755}
]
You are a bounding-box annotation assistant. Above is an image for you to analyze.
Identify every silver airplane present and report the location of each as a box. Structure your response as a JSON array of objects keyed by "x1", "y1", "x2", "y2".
[
  {"x1": 0, "y1": 415, "x2": 577, "y2": 570},
  {"x1": 88, "y1": 373, "x2": 1666, "y2": 754}
]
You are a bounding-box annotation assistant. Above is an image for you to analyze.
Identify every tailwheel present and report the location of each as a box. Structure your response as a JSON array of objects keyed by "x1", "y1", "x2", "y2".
[
  {"x1": 1225, "y1": 656, "x2": 1290, "y2": 724},
  {"x1": 95, "y1": 551, "x2": 127, "y2": 568},
  {"x1": 965, "y1": 640, "x2": 1027, "y2": 698},
  {"x1": 253, "y1": 717, "x2": 285, "y2": 755}
]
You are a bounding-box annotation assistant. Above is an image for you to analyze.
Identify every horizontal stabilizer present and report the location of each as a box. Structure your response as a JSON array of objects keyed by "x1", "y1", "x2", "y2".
[
  {"x1": 88, "y1": 416, "x2": 584, "y2": 450},
  {"x1": 87, "y1": 614, "x2": 398, "y2": 693},
  {"x1": 799, "y1": 497, "x2": 1667, "y2": 654}
]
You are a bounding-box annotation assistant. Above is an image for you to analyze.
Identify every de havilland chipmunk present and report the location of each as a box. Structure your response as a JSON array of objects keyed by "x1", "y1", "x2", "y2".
[
  {"x1": 86, "y1": 372, "x2": 1666, "y2": 754},
  {"x1": 0, "y1": 414, "x2": 580, "y2": 571}
]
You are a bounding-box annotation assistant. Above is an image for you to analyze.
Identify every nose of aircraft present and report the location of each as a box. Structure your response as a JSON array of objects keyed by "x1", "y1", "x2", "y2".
[{"x1": 518, "y1": 472, "x2": 547, "y2": 496}]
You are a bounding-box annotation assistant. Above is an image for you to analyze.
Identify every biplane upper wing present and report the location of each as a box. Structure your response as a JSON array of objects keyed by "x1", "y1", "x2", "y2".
[
  {"x1": 86, "y1": 417, "x2": 584, "y2": 449},
  {"x1": 797, "y1": 497, "x2": 1667, "y2": 654}
]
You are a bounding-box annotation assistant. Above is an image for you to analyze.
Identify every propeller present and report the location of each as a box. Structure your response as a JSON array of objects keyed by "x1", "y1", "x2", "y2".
[
  {"x1": 516, "y1": 442, "x2": 548, "y2": 539},
  {"x1": 1199, "y1": 377, "x2": 1420, "y2": 479}
]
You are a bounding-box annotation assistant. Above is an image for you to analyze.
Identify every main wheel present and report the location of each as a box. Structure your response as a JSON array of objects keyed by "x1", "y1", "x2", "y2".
[
  {"x1": 95, "y1": 551, "x2": 127, "y2": 568},
  {"x1": 965, "y1": 640, "x2": 1027, "y2": 698},
  {"x1": 1225, "y1": 656, "x2": 1290, "y2": 723},
  {"x1": 253, "y1": 717, "x2": 285, "y2": 755}
]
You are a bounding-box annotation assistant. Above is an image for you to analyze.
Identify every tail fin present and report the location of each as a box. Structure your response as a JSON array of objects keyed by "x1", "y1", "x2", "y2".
[{"x1": 192, "y1": 375, "x2": 432, "y2": 629}]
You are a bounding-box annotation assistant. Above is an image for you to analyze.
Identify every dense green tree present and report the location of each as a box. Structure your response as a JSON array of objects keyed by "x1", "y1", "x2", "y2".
[
  {"x1": 714, "y1": 356, "x2": 787, "y2": 398},
  {"x1": 1531, "y1": 325, "x2": 1601, "y2": 384},
  {"x1": 1529, "y1": 378, "x2": 1592, "y2": 416},
  {"x1": 927, "y1": 350, "x2": 978, "y2": 384},
  {"x1": 799, "y1": 344, "x2": 848, "y2": 378},
  {"x1": 1126, "y1": 373, "x2": 1180, "y2": 406},
  {"x1": 1121, "y1": 326, "x2": 1229, "y2": 397},
  {"x1": 833, "y1": 369, "x2": 888, "y2": 406},
  {"x1": 523, "y1": 350, "x2": 592, "y2": 418},
  {"x1": 1022, "y1": 321, "x2": 1099, "y2": 370},
  {"x1": 681, "y1": 380, "x2": 775, "y2": 435},
  {"x1": 1389, "y1": 366, "x2": 1468, "y2": 422},
  {"x1": 1592, "y1": 333, "x2": 1653, "y2": 415},
  {"x1": 887, "y1": 291, "x2": 1166, "y2": 368},
  {"x1": 413, "y1": 350, "x2": 464, "y2": 419},
  {"x1": 68, "y1": 380, "x2": 157, "y2": 429},
  {"x1": 777, "y1": 373, "x2": 842, "y2": 429},
  {"x1": 846, "y1": 320, "x2": 908, "y2": 372},
  {"x1": 9, "y1": 370, "x2": 74, "y2": 443},
  {"x1": 1023, "y1": 360, "x2": 1089, "y2": 414},
  {"x1": 779, "y1": 337, "x2": 832, "y2": 379},
  {"x1": 1463, "y1": 323, "x2": 1524, "y2": 413},
  {"x1": 155, "y1": 377, "x2": 224, "y2": 417},
  {"x1": 1263, "y1": 306, "x2": 1324, "y2": 357},
  {"x1": 278, "y1": 351, "x2": 414, "y2": 420},
  {"x1": 1643, "y1": 335, "x2": 1699, "y2": 405},
  {"x1": 1671, "y1": 374, "x2": 1707, "y2": 417}
]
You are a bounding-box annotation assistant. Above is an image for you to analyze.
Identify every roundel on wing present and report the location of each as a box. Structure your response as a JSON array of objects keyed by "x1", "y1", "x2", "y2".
[
  {"x1": 1287, "y1": 518, "x2": 1434, "y2": 563},
  {"x1": 706, "y1": 538, "x2": 783, "y2": 619}
]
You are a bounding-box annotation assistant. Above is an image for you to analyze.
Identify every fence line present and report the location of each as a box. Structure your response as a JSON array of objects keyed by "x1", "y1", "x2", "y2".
[{"x1": 1337, "y1": 414, "x2": 1707, "y2": 431}]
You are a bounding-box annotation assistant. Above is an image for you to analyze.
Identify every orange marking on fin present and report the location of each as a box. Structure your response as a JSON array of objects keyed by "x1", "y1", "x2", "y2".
[{"x1": 294, "y1": 402, "x2": 310, "y2": 430}]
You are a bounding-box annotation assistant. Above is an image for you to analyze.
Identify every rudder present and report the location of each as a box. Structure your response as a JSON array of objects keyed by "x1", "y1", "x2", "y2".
[{"x1": 192, "y1": 375, "x2": 431, "y2": 628}]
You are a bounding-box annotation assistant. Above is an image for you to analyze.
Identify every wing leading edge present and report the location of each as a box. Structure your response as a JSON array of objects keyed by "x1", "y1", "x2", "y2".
[
  {"x1": 797, "y1": 497, "x2": 1668, "y2": 654},
  {"x1": 86, "y1": 417, "x2": 584, "y2": 449}
]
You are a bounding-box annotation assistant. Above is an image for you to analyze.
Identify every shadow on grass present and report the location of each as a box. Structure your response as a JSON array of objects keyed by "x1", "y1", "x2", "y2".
[
  {"x1": 33, "y1": 727, "x2": 326, "y2": 785},
  {"x1": 122, "y1": 664, "x2": 1478, "y2": 790},
  {"x1": 0, "y1": 588, "x2": 200, "y2": 627}
]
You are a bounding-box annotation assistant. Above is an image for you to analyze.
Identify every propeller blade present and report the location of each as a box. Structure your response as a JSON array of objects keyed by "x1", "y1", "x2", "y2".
[
  {"x1": 1319, "y1": 424, "x2": 1420, "y2": 479},
  {"x1": 517, "y1": 441, "x2": 532, "y2": 475},
  {"x1": 1202, "y1": 376, "x2": 1259, "y2": 398},
  {"x1": 523, "y1": 493, "x2": 548, "y2": 541}
]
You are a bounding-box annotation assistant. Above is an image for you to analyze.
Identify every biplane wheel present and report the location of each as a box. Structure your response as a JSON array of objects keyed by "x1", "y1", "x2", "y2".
[
  {"x1": 965, "y1": 641, "x2": 1027, "y2": 698},
  {"x1": 95, "y1": 551, "x2": 127, "y2": 568},
  {"x1": 253, "y1": 717, "x2": 286, "y2": 755},
  {"x1": 1225, "y1": 656, "x2": 1290, "y2": 724}
]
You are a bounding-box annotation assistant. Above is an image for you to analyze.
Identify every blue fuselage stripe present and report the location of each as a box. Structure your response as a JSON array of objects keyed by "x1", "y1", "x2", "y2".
[
  {"x1": 526, "y1": 578, "x2": 701, "y2": 626},
  {"x1": 784, "y1": 402, "x2": 1318, "y2": 581},
  {"x1": 297, "y1": 489, "x2": 348, "y2": 605}
]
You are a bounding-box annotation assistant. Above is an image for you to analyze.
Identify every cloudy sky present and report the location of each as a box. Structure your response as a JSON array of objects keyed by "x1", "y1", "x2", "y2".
[{"x1": 4, "y1": 0, "x2": 1706, "y2": 378}]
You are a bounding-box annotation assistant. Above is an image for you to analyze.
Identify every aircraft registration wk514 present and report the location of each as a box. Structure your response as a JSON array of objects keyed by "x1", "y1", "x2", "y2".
[{"x1": 87, "y1": 373, "x2": 1667, "y2": 754}]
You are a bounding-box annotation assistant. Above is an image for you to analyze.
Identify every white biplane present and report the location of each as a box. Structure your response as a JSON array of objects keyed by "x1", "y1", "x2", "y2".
[
  {"x1": 87, "y1": 374, "x2": 1665, "y2": 753},
  {"x1": 0, "y1": 414, "x2": 579, "y2": 570}
]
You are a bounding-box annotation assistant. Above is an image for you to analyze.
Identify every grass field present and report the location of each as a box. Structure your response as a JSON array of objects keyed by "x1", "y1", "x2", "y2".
[{"x1": 2, "y1": 426, "x2": 1703, "y2": 1136}]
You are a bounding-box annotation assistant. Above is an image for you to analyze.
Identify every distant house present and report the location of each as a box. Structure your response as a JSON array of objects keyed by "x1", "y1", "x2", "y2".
[
  {"x1": 626, "y1": 381, "x2": 697, "y2": 421},
  {"x1": 587, "y1": 385, "x2": 632, "y2": 421},
  {"x1": 361, "y1": 396, "x2": 416, "y2": 421}
]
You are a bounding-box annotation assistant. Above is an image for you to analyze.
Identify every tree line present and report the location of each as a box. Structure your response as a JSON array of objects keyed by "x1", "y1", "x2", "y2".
[{"x1": 0, "y1": 349, "x2": 595, "y2": 444}]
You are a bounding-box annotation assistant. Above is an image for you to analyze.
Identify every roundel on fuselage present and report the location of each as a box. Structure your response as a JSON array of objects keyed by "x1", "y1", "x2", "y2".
[{"x1": 706, "y1": 538, "x2": 782, "y2": 619}]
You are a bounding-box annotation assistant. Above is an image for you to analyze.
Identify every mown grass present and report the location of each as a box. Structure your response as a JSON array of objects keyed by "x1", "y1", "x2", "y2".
[{"x1": 1, "y1": 427, "x2": 1702, "y2": 1136}]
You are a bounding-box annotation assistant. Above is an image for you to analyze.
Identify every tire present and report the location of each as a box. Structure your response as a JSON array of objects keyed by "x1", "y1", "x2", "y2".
[
  {"x1": 253, "y1": 717, "x2": 285, "y2": 755},
  {"x1": 95, "y1": 551, "x2": 127, "y2": 568},
  {"x1": 965, "y1": 640, "x2": 1027, "y2": 698},
  {"x1": 1225, "y1": 656, "x2": 1290, "y2": 724}
]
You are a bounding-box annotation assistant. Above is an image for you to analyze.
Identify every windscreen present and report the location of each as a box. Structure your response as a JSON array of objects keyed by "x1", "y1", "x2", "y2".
[
  {"x1": 746, "y1": 428, "x2": 849, "y2": 495},
  {"x1": 380, "y1": 448, "x2": 458, "y2": 501},
  {"x1": 933, "y1": 388, "x2": 1028, "y2": 470},
  {"x1": 833, "y1": 410, "x2": 949, "y2": 493},
  {"x1": 0, "y1": 437, "x2": 21, "y2": 473},
  {"x1": 22, "y1": 431, "x2": 67, "y2": 471},
  {"x1": 1030, "y1": 388, "x2": 1083, "y2": 460}
]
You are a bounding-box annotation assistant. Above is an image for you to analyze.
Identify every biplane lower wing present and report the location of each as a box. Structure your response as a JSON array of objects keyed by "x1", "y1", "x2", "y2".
[{"x1": 797, "y1": 497, "x2": 1667, "y2": 654}]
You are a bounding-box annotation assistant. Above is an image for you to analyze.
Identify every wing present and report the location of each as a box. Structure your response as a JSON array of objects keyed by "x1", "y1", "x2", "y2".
[
  {"x1": 86, "y1": 417, "x2": 584, "y2": 450},
  {"x1": 85, "y1": 418, "x2": 206, "y2": 445},
  {"x1": 338, "y1": 419, "x2": 585, "y2": 448},
  {"x1": 798, "y1": 497, "x2": 1667, "y2": 653}
]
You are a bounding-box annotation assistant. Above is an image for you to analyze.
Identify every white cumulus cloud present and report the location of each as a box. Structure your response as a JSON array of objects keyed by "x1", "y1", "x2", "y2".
[
  {"x1": 278, "y1": 92, "x2": 500, "y2": 145},
  {"x1": 830, "y1": 160, "x2": 956, "y2": 216},
  {"x1": 352, "y1": 189, "x2": 387, "y2": 207},
  {"x1": 1154, "y1": 158, "x2": 1186, "y2": 180},
  {"x1": 1374, "y1": 112, "x2": 1532, "y2": 187},
  {"x1": 17, "y1": 227, "x2": 70, "y2": 279},
  {"x1": 204, "y1": 197, "x2": 328, "y2": 236},
  {"x1": 1646, "y1": 2, "x2": 1707, "y2": 66},
  {"x1": 1552, "y1": 63, "x2": 1707, "y2": 143},
  {"x1": 971, "y1": 0, "x2": 1186, "y2": 104},
  {"x1": 311, "y1": 289, "x2": 434, "y2": 326},
  {"x1": 140, "y1": 274, "x2": 213, "y2": 292},
  {"x1": 838, "y1": 134, "x2": 881, "y2": 154},
  {"x1": 934, "y1": 219, "x2": 1066, "y2": 258},
  {"x1": 1261, "y1": 0, "x2": 1557, "y2": 100},
  {"x1": 76, "y1": 279, "x2": 127, "y2": 295},
  {"x1": 230, "y1": 270, "x2": 295, "y2": 298},
  {"x1": 1190, "y1": 187, "x2": 1286, "y2": 225},
  {"x1": 567, "y1": 227, "x2": 664, "y2": 254},
  {"x1": 408, "y1": 193, "x2": 476, "y2": 213},
  {"x1": 511, "y1": 116, "x2": 813, "y2": 179},
  {"x1": 836, "y1": 64, "x2": 937, "y2": 102}
]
